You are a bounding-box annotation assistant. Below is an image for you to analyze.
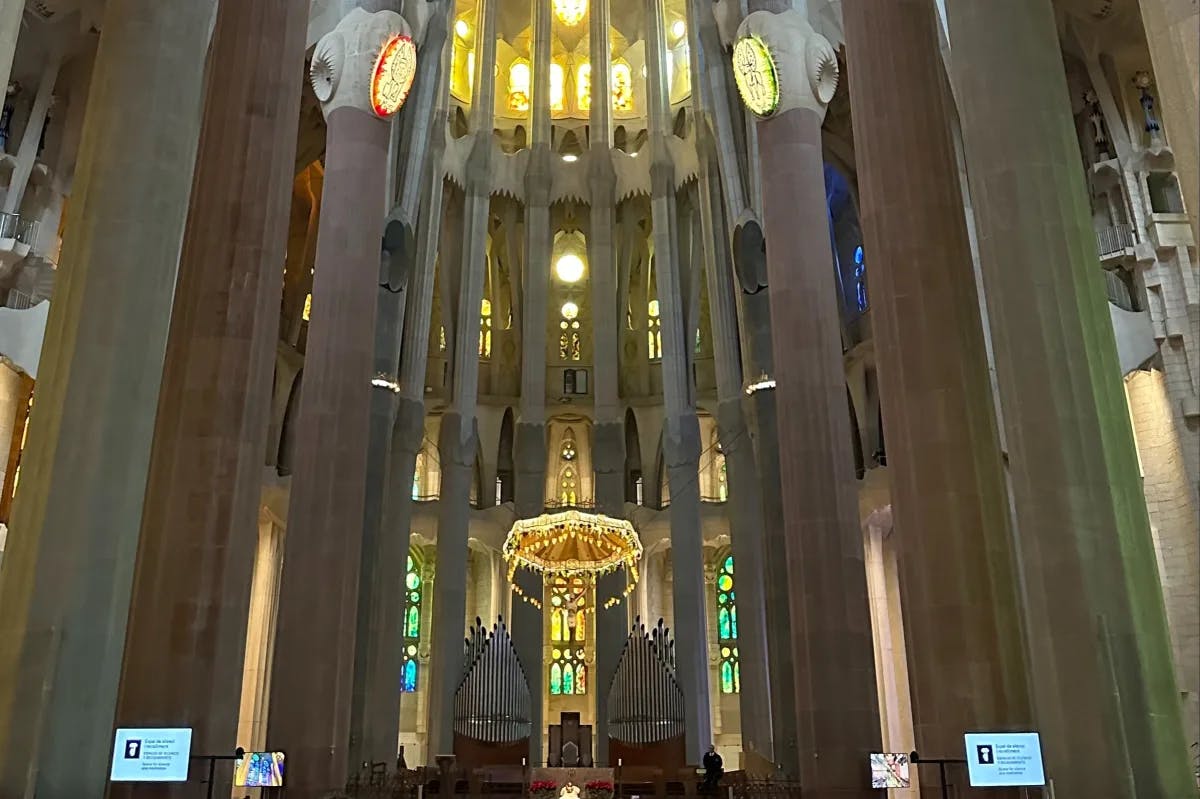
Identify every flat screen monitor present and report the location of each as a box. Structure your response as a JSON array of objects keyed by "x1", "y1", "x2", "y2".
[
  {"x1": 869, "y1": 752, "x2": 911, "y2": 788},
  {"x1": 234, "y1": 751, "x2": 286, "y2": 788},
  {"x1": 963, "y1": 732, "x2": 1045, "y2": 787},
  {"x1": 110, "y1": 728, "x2": 192, "y2": 782}
]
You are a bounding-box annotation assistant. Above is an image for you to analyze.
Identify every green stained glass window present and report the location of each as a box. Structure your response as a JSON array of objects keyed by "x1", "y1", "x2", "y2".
[
  {"x1": 715, "y1": 554, "x2": 739, "y2": 694},
  {"x1": 550, "y1": 663, "x2": 563, "y2": 695},
  {"x1": 401, "y1": 552, "x2": 422, "y2": 692}
]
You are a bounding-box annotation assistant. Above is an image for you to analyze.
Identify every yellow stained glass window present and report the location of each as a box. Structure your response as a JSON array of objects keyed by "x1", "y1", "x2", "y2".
[{"x1": 508, "y1": 59, "x2": 531, "y2": 113}]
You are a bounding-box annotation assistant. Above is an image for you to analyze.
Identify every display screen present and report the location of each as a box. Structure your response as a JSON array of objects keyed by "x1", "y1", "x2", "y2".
[
  {"x1": 234, "y1": 751, "x2": 286, "y2": 788},
  {"x1": 110, "y1": 728, "x2": 192, "y2": 782},
  {"x1": 869, "y1": 752, "x2": 910, "y2": 788},
  {"x1": 963, "y1": 732, "x2": 1045, "y2": 787}
]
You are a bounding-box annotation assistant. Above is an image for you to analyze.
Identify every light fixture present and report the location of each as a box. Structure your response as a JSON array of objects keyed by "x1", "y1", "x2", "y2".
[
  {"x1": 555, "y1": 253, "x2": 585, "y2": 282},
  {"x1": 561, "y1": 301, "x2": 579, "y2": 320},
  {"x1": 553, "y1": 0, "x2": 587, "y2": 26},
  {"x1": 561, "y1": 153, "x2": 578, "y2": 163},
  {"x1": 671, "y1": 19, "x2": 686, "y2": 40},
  {"x1": 371, "y1": 373, "x2": 401, "y2": 393},
  {"x1": 743, "y1": 373, "x2": 776, "y2": 395},
  {"x1": 455, "y1": 19, "x2": 469, "y2": 38}
]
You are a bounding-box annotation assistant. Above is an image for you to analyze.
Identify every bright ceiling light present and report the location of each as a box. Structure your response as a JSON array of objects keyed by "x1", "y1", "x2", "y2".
[
  {"x1": 671, "y1": 19, "x2": 686, "y2": 39},
  {"x1": 455, "y1": 19, "x2": 469, "y2": 38},
  {"x1": 556, "y1": 254, "x2": 585, "y2": 283},
  {"x1": 561, "y1": 153, "x2": 578, "y2": 163},
  {"x1": 554, "y1": 0, "x2": 587, "y2": 26}
]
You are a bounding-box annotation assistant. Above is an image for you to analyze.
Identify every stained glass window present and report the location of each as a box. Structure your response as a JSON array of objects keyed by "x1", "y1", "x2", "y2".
[
  {"x1": 716, "y1": 554, "x2": 739, "y2": 694},
  {"x1": 559, "y1": 301, "x2": 581, "y2": 361},
  {"x1": 612, "y1": 61, "x2": 634, "y2": 112},
  {"x1": 647, "y1": 299, "x2": 662, "y2": 360},
  {"x1": 479, "y1": 298, "x2": 493, "y2": 359},
  {"x1": 508, "y1": 59, "x2": 531, "y2": 113},
  {"x1": 548, "y1": 575, "x2": 589, "y2": 694},
  {"x1": 401, "y1": 554, "x2": 423, "y2": 692}
]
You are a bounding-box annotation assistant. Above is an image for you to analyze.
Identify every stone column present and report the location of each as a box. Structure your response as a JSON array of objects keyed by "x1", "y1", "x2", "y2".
[
  {"x1": 1138, "y1": 0, "x2": 1198, "y2": 240},
  {"x1": 587, "y1": 0, "x2": 628, "y2": 766},
  {"x1": 646, "y1": 0, "x2": 712, "y2": 757},
  {"x1": 266, "y1": 10, "x2": 408, "y2": 798},
  {"x1": 947, "y1": 1, "x2": 1193, "y2": 794},
  {"x1": 0, "y1": 0, "x2": 22, "y2": 124},
  {"x1": 2, "y1": 51, "x2": 60, "y2": 214},
  {"x1": 690, "y1": 168, "x2": 773, "y2": 762},
  {"x1": 427, "y1": 0, "x2": 498, "y2": 753},
  {"x1": 107, "y1": 3, "x2": 308, "y2": 797},
  {"x1": 509, "y1": 0, "x2": 552, "y2": 760},
  {"x1": 735, "y1": 10, "x2": 881, "y2": 792},
  {"x1": 842, "y1": 0, "x2": 1033, "y2": 781},
  {"x1": 351, "y1": 4, "x2": 453, "y2": 767},
  {"x1": 0, "y1": 0, "x2": 215, "y2": 794}
]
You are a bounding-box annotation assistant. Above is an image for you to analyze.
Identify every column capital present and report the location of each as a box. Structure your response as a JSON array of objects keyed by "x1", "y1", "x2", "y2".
[
  {"x1": 310, "y1": 8, "x2": 413, "y2": 119},
  {"x1": 734, "y1": 9, "x2": 837, "y2": 120}
]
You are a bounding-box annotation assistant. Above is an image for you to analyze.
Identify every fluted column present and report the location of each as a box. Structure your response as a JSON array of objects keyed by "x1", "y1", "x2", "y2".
[
  {"x1": 692, "y1": 174, "x2": 774, "y2": 762},
  {"x1": 947, "y1": 1, "x2": 1192, "y2": 794},
  {"x1": 2, "y1": 50, "x2": 60, "y2": 214},
  {"x1": 842, "y1": 1, "x2": 1033, "y2": 789},
  {"x1": 1138, "y1": 0, "x2": 1198, "y2": 241},
  {"x1": 108, "y1": 3, "x2": 308, "y2": 798},
  {"x1": 510, "y1": 0, "x2": 553, "y2": 759},
  {"x1": 587, "y1": 0, "x2": 627, "y2": 765},
  {"x1": 351, "y1": 4, "x2": 453, "y2": 767},
  {"x1": 427, "y1": 0, "x2": 498, "y2": 753},
  {"x1": 735, "y1": 9, "x2": 881, "y2": 792},
  {"x1": 681, "y1": 0, "x2": 774, "y2": 764},
  {"x1": 266, "y1": 10, "x2": 410, "y2": 797},
  {"x1": 646, "y1": 0, "x2": 711, "y2": 758},
  {"x1": 0, "y1": 0, "x2": 216, "y2": 794}
]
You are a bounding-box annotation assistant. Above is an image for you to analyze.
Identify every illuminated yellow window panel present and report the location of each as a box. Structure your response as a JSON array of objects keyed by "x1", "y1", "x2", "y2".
[
  {"x1": 577, "y1": 63, "x2": 592, "y2": 112},
  {"x1": 509, "y1": 59, "x2": 531, "y2": 113},
  {"x1": 550, "y1": 62, "x2": 566, "y2": 112},
  {"x1": 611, "y1": 61, "x2": 633, "y2": 112}
]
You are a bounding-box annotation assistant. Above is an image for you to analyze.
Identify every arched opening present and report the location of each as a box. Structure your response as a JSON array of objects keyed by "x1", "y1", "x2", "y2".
[
  {"x1": 624, "y1": 408, "x2": 643, "y2": 504},
  {"x1": 497, "y1": 408, "x2": 515, "y2": 505}
]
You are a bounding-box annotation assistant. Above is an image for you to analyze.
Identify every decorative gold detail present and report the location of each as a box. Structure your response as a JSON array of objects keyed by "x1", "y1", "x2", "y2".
[
  {"x1": 503, "y1": 510, "x2": 643, "y2": 610},
  {"x1": 731, "y1": 35, "x2": 779, "y2": 117}
]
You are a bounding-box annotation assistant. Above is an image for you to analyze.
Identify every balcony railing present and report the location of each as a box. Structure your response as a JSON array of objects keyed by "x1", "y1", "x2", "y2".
[
  {"x1": 1095, "y1": 223, "x2": 1134, "y2": 257},
  {"x1": 1104, "y1": 269, "x2": 1139, "y2": 312},
  {"x1": 0, "y1": 212, "x2": 38, "y2": 246}
]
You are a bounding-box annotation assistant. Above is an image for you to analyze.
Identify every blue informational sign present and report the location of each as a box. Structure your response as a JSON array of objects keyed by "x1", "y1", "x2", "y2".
[
  {"x1": 963, "y1": 732, "x2": 1046, "y2": 787},
  {"x1": 110, "y1": 728, "x2": 192, "y2": 782}
]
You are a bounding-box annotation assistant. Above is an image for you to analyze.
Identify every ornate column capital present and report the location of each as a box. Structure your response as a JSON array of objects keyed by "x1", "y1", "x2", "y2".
[
  {"x1": 310, "y1": 8, "x2": 414, "y2": 119},
  {"x1": 733, "y1": 9, "x2": 837, "y2": 120}
]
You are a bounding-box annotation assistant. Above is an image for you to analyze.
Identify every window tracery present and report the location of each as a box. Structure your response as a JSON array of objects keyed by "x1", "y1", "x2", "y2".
[
  {"x1": 508, "y1": 59, "x2": 531, "y2": 113},
  {"x1": 715, "y1": 554, "x2": 739, "y2": 693},
  {"x1": 647, "y1": 299, "x2": 662, "y2": 360},
  {"x1": 549, "y1": 575, "x2": 589, "y2": 694},
  {"x1": 401, "y1": 553, "x2": 423, "y2": 692},
  {"x1": 480, "y1": 298, "x2": 493, "y2": 359},
  {"x1": 559, "y1": 301, "x2": 581, "y2": 361}
]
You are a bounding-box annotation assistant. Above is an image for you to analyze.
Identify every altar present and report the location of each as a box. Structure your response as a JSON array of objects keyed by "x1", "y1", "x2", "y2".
[{"x1": 530, "y1": 767, "x2": 616, "y2": 798}]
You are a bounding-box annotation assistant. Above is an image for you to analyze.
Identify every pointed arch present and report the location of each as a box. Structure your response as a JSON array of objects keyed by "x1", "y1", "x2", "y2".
[
  {"x1": 497, "y1": 407, "x2": 515, "y2": 504},
  {"x1": 276, "y1": 369, "x2": 303, "y2": 476},
  {"x1": 624, "y1": 408, "x2": 643, "y2": 504}
]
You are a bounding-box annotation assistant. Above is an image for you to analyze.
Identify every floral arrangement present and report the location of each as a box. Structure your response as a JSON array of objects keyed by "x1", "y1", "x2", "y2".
[
  {"x1": 531, "y1": 780, "x2": 559, "y2": 799},
  {"x1": 585, "y1": 780, "x2": 614, "y2": 799}
]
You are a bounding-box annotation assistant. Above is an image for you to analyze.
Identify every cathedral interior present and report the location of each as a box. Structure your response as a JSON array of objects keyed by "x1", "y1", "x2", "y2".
[{"x1": 0, "y1": 0, "x2": 1196, "y2": 797}]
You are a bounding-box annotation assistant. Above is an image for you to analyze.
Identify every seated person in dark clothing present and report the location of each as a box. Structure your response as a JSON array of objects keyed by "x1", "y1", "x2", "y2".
[{"x1": 702, "y1": 745, "x2": 724, "y2": 790}]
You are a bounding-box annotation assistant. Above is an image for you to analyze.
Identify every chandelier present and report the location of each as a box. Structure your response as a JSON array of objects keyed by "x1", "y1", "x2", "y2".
[
  {"x1": 503, "y1": 510, "x2": 642, "y2": 610},
  {"x1": 553, "y1": 0, "x2": 587, "y2": 27}
]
